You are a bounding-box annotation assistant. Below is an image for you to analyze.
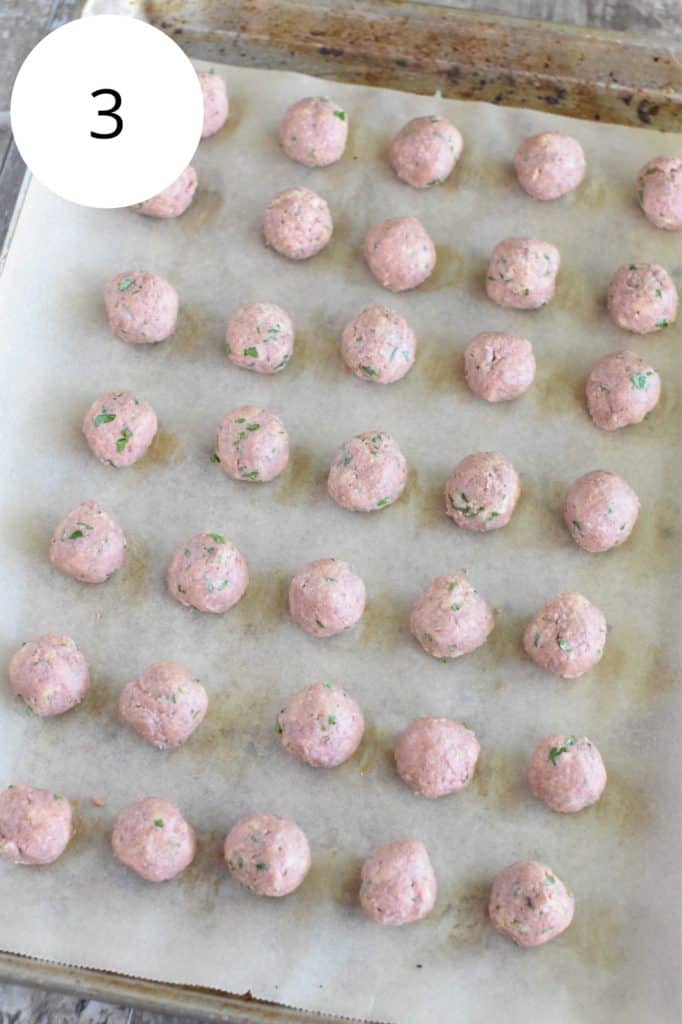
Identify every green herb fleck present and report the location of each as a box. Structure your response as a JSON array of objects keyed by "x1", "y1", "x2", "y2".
[
  {"x1": 246, "y1": 423, "x2": 260, "y2": 432},
  {"x1": 628, "y1": 264, "x2": 636, "y2": 271},
  {"x1": 25, "y1": 704, "x2": 34, "y2": 716},
  {"x1": 546, "y1": 873, "x2": 555, "y2": 883},
  {"x1": 655, "y1": 319, "x2": 669, "y2": 328},
  {"x1": 322, "y1": 681, "x2": 332, "y2": 689},
  {"x1": 523, "y1": 288, "x2": 529, "y2": 296},
  {"x1": 116, "y1": 427, "x2": 132, "y2": 453},
  {"x1": 630, "y1": 372, "x2": 650, "y2": 389},
  {"x1": 377, "y1": 497, "x2": 391, "y2": 507},
  {"x1": 117, "y1": 277, "x2": 134, "y2": 291},
  {"x1": 208, "y1": 533, "x2": 225, "y2": 544},
  {"x1": 243, "y1": 347, "x2": 258, "y2": 358},
  {"x1": 241, "y1": 470, "x2": 260, "y2": 479},
  {"x1": 94, "y1": 411, "x2": 116, "y2": 427},
  {"x1": 655, "y1": 288, "x2": 662, "y2": 298},
  {"x1": 451, "y1": 602, "x2": 461, "y2": 612},
  {"x1": 154, "y1": 818, "x2": 164, "y2": 827},
  {"x1": 572, "y1": 520, "x2": 582, "y2": 533},
  {"x1": 210, "y1": 453, "x2": 221, "y2": 463},
  {"x1": 68, "y1": 529, "x2": 84, "y2": 540},
  {"x1": 275, "y1": 722, "x2": 283, "y2": 734},
  {"x1": 327, "y1": 714, "x2": 337, "y2": 725},
  {"x1": 333, "y1": 109, "x2": 346, "y2": 121},
  {"x1": 361, "y1": 365, "x2": 378, "y2": 377},
  {"x1": 255, "y1": 862, "x2": 267, "y2": 870},
  {"x1": 558, "y1": 639, "x2": 572, "y2": 652},
  {"x1": 549, "y1": 737, "x2": 576, "y2": 764}
]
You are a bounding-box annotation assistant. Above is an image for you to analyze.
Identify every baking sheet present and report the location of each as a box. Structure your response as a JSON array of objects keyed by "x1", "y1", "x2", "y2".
[{"x1": 0, "y1": 59, "x2": 680, "y2": 1024}]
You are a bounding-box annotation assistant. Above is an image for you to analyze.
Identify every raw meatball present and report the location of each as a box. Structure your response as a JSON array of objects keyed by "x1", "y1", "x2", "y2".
[
  {"x1": 564, "y1": 470, "x2": 640, "y2": 553},
  {"x1": 82, "y1": 390, "x2": 158, "y2": 468},
  {"x1": 523, "y1": 592, "x2": 606, "y2": 679},
  {"x1": 636, "y1": 156, "x2": 682, "y2": 230},
  {"x1": 198, "y1": 70, "x2": 229, "y2": 138},
  {"x1": 9, "y1": 634, "x2": 89, "y2": 716},
  {"x1": 464, "y1": 331, "x2": 536, "y2": 402},
  {"x1": 49, "y1": 500, "x2": 126, "y2": 584},
  {"x1": 288, "y1": 558, "x2": 366, "y2": 637},
  {"x1": 364, "y1": 216, "x2": 436, "y2": 292},
  {"x1": 215, "y1": 405, "x2": 289, "y2": 483},
  {"x1": 328, "y1": 431, "x2": 407, "y2": 512},
  {"x1": 0, "y1": 785, "x2": 72, "y2": 865},
  {"x1": 513, "y1": 131, "x2": 586, "y2": 200},
  {"x1": 341, "y1": 305, "x2": 417, "y2": 384},
  {"x1": 166, "y1": 532, "x2": 248, "y2": 614},
  {"x1": 226, "y1": 302, "x2": 294, "y2": 374},
  {"x1": 528, "y1": 734, "x2": 607, "y2": 813},
  {"x1": 606, "y1": 262, "x2": 678, "y2": 334},
  {"x1": 410, "y1": 572, "x2": 495, "y2": 660},
  {"x1": 104, "y1": 270, "x2": 178, "y2": 344},
  {"x1": 112, "y1": 797, "x2": 195, "y2": 882},
  {"x1": 119, "y1": 661, "x2": 208, "y2": 750},
  {"x1": 360, "y1": 840, "x2": 437, "y2": 926},
  {"x1": 263, "y1": 187, "x2": 333, "y2": 260},
  {"x1": 489, "y1": 860, "x2": 574, "y2": 947},
  {"x1": 388, "y1": 115, "x2": 463, "y2": 189},
  {"x1": 486, "y1": 238, "x2": 560, "y2": 310},
  {"x1": 444, "y1": 452, "x2": 520, "y2": 532},
  {"x1": 279, "y1": 96, "x2": 348, "y2": 167},
  {"x1": 277, "y1": 682, "x2": 364, "y2": 768},
  {"x1": 394, "y1": 717, "x2": 480, "y2": 798},
  {"x1": 586, "y1": 349, "x2": 661, "y2": 431},
  {"x1": 136, "y1": 166, "x2": 197, "y2": 218},
  {"x1": 224, "y1": 813, "x2": 311, "y2": 897}
]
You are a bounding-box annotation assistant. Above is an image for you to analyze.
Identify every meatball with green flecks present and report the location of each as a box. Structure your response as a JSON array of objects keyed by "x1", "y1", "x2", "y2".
[
  {"x1": 166, "y1": 532, "x2": 248, "y2": 614},
  {"x1": 83, "y1": 390, "x2": 157, "y2": 468}
]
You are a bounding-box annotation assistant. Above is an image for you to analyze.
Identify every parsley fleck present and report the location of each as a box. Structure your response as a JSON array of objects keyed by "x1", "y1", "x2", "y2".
[
  {"x1": 275, "y1": 722, "x2": 283, "y2": 734},
  {"x1": 655, "y1": 319, "x2": 669, "y2": 328},
  {"x1": 451, "y1": 602, "x2": 461, "y2": 612},
  {"x1": 117, "y1": 277, "x2": 134, "y2": 291},
  {"x1": 116, "y1": 427, "x2": 132, "y2": 452},
  {"x1": 154, "y1": 818, "x2": 164, "y2": 827},
  {"x1": 210, "y1": 453, "x2": 220, "y2": 463},
  {"x1": 361, "y1": 365, "x2": 378, "y2": 377},
  {"x1": 630, "y1": 372, "x2": 650, "y2": 389},
  {"x1": 255, "y1": 862, "x2": 267, "y2": 870},
  {"x1": 548, "y1": 736, "x2": 576, "y2": 765},
  {"x1": 523, "y1": 288, "x2": 530, "y2": 295},
  {"x1": 655, "y1": 288, "x2": 662, "y2": 298},
  {"x1": 327, "y1": 714, "x2": 337, "y2": 725},
  {"x1": 246, "y1": 423, "x2": 260, "y2": 432},
  {"x1": 377, "y1": 497, "x2": 391, "y2": 507},
  {"x1": 208, "y1": 533, "x2": 225, "y2": 544},
  {"x1": 558, "y1": 639, "x2": 572, "y2": 652},
  {"x1": 572, "y1": 520, "x2": 582, "y2": 533},
  {"x1": 241, "y1": 470, "x2": 259, "y2": 479},
  {"x1": 243, "y1": 347, "x2": 258, "y2": 358},
  {"x1": 333, "y1": 109, "x2": 346, "y2": 120},
  {"x1": 94, "y1": 411, "x2": 116, "y2": 427},
  {"x1": 68, "y1": 529, "x2": 84, "y2": 540}
]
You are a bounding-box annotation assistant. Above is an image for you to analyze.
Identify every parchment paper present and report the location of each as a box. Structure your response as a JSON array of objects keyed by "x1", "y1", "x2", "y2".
[{"x1": 0, "y1": 59, "x2": 680, "y2": 1024}]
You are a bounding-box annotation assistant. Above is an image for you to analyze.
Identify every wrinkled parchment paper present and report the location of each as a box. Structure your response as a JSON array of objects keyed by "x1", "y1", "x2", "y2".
[{"x1": 0, "y1": 58, "x2": 680, "y2": 1024}]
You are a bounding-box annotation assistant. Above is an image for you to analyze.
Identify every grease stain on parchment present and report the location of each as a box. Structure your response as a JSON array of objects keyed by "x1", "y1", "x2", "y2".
[
  {"x1": 179, "y1": 830, "x2": 226, "y2": 911},
  {"x1": 306, "y1": 852, "x2": 363, "y2": 909},
  {"x1": 565, "y1": 902, "x2": 627, "y2": 969},
  {"x1": 144, "y1": 428, "x2": 185, "y2": 467},
  {"x1": 275, "y1": 449, "x2": 320, "y2": 507},
  {"x1": 181, "y1": 189, "x2": 223, "y2": 232},
  {"x1": 236, "y1": 568, "x2": 288, "y2": 638},
  {"x1": 446, "y1": 879, "x2": 490, "y2": 947},
  {"x1": 359, "y1": 587, "x2": 411, "y2": 653},
  {"x1": 406, "y1": 464, "x2": 446, "y2": 529},
  {"x1": 592, "y1": 772, "x2": 652, "y2": 838},
  {"x1": 172, "y1": 308, "x2": 205, "y2": 362},
  {"x1": 355, "y1": 721, "x2": 393, "y2": 777},
  {"x1": 416, "y1": 347, "x2": 460, "y2": 395},
  {"x1": 471, "y1": 747, "x2": 525, "y2": 813},
  {"x1": 593, "y1": 635, "x2": 677, "y2": 710},
  {"x1": 533, "y1": 363, "x2": 586, "y2": 418},
  {"x1": 118, "y1": 536, "x2": 151, "y2": 602}
]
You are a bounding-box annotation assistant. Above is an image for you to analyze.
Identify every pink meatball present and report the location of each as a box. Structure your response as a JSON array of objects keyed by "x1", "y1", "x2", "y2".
[
  {"x1": 166, "y1": 532, "x2": 248, "y2": 614},
  {"x1": 586, "y1": 349, "x2": 661, "y2": 431},
  {"x1": 564, "y1": 470, "x2": 640, "y2": 553},
  {"x1": 486, "y1": 238, "x2": 560, "y2": 310},
  {"x1": 528, "y1": 734, "x2": 607, "y2": 813},
  {"x1": 50, "y1": 500, "x2": 126, "y2": 584},
  {"x1": 489, "y1": 860, "x2": 574, "y2": 947},
  {"x1": 444, "y1": 452, "x2": 520, "y2": 532},
  {"x1": 112, "y1": 797, "x2": 195, "y2": 882},
  {"x1": 388, "y1": 115, "x2": 463, "y2": 189},
  {"x1": 277, "y1": 682, "x2": 364, "y2": 768},
  {"x1": 636, "y1": 157, "x2": 682, "y2": 230},
  {"x1": 104, "y1": 270, "x2": 178, "y2": 344},
  {"x1": 0, "y1": 785, "x2": 72, "y2": 865},
  {"x1": 226, "y1": 302, "x2": 294, "y2": 374},
  {"x1": 9, "y1": 634, "x2": 89, "y2": 716},
  {"x1": 82, "y1": 390, "x2": 158, "y2": 468},
  {"x1": 136, "y1": 166, "x2": 197, "y2": 218},
  {"x1": 464, "y1": 331, "x2": 536, "y2": 402},
  {"x1": 523, "y1": 592, "x2": 606, "y2": 679},
  {"x1": 514, "y1": 132, "x2": 586, "y2": 200},
  {"x1": 410, "y1": 572, "x2": 495, "y2": 660},
  {"x1": 119, "y1": 661, "x2": 208, "y2": 750},
  {"x1": 263, "y1": 187, "x2": 333, "y2": 260},
  {"x1": 224, "y1": 813, "x2": 311, "y2": 897},
  {"x1": 360, "y1": 840, "x2": 437, "y2": 926},
  {"x1": 279, "y1": 96, "x2": 348, "y2": 167},
  {"x1": 341, "y1": 305, "x2": 417, "y2": 384},
  {"x1": 289, "y1": 558, "x2": 366, "y2": 637},
  {"x1": 395, "y1": 717, "x2": 480, "y2": 798},
  {"x1": 364, "y1": 216, "x2": 436, "y2": 292},
  {"x1": 606, "y1": 263, "x2": 678, "y2": 334},
  {"x1": 198, "y1": 70, "x2": 229, "y2": 138},
  {"x1": 216, "y1": 405, "x2": 289, "y2": 483},
  {"x1": 328, "y1": 431, "x2": 407, "y2": 512}
]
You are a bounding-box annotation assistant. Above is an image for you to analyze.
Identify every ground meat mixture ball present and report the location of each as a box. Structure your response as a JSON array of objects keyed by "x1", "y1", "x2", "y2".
[
  {"x1": 82, "y1": 390, "x2": 158, "y2": 468},
  {"x1": 489, "y1": 860, "x2": 574, "y2": 947},
  {"x1": 636, "y1": 157, "x2": 682, "y2": 230},
  {"x1": 224, "y1": 813, "x2": 311, "y2": 897},
  {"x1": 279, "y1": 96, "x2": 348, "y2": 167},
  {"x1": 136, "y1": 166, "x2": 197, "y2": 219},
  {"x1": 9, "y1": 634, "x2": 89, "y2": 717},
  {"x1": 112, "y1": 797, "x2": 195, "y2": 882},
  {"x1": 564, "y1": 470, "x2": 640, "y2": 553},
  {"x1": 513, "y1": 131, "x2": 586, "y2": 200},
  {"x1": 586, "y1": 349, "x2": 661, "y2": 431},
  {"x1": 486, "y1": 238, "x2": 560, "y2": 310},
  {"x1": 444, "y1": 452, "x2": 520, "y2": 533},
  {"x1": 528, "y1": 734, "x2": 607, "y2": 813},
  {"x1": 277, "y1": 682, "x2": 364, "y2": 768},
  {"x1": 263, "y1": 187, "x2": 333, "y2": 260},
  {"x1": 166, "y1": 532, "x2": 248, "y2": 614},
  {"x1": 216, "y1": 405, "x2": 289, "y2": 483},
  {"x1": 341, "y1": 305, "x2": 417, "y2": 384},
  {"x1": 523, "y1": 592, "x2": 606, "y2": 679},
  {"x1": 0, "y1": 785, "x2": 72, "y2": 865},
  {"x1": 464, "y1": 331, "x2": 536, "y2": 402},
  {"x1": 104, "y1": 270, "x2": 178, "y2": 344},
  {"x1": 328, "y1": 431, "x2": 408, "y2": 512},
  {"x1": 360, "y1": 840, "x2": 437, "y2": 926},
  {"x1": 410, "y1": 573, "x2": 495, "y2": 660},
  {"x1": 288, "y1": 558, "x2": 366, "y2": 637},
  {"x1": 364, "y1": 216, "x2": 436, "y2": 292},
  {"x1": 119, "y1": 661, "x2": 208, "y2": 750},
  {"x1": 226, "y1": 303, "x2": 294, "y2": 374},
  {"x1": 606, "y1": 263, "x2": 678, "y2": 334},
  {"x1": 198, "y1": 70, "x2": 229, "y2": 138},
  {"x1": 50, "y1": 500, "x2": 126, "y2": 584},
  {"x1": 395, "y1": 717, "x2": 480, "y2": 798},
  {"x1": 388, "y1": 114, "x2": 463, "y2": 189}
]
